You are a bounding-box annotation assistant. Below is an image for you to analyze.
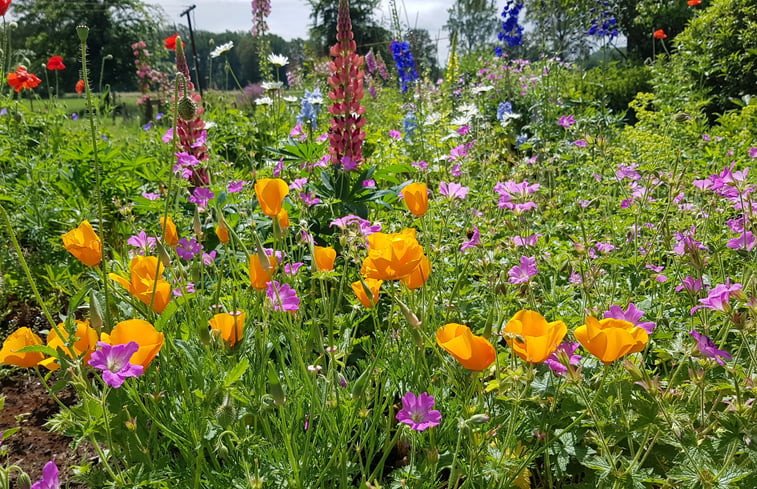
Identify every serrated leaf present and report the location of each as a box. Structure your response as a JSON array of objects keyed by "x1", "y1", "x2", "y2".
[{"x1": 223, "y1": 358, "x2": 249, "y2": 388}]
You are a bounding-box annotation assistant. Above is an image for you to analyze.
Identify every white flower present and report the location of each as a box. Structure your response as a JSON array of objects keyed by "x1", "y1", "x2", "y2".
[
  {"x1": 255, "y1": 96, "x2": 273, "y2": 106},
  {"x1": 449, "y1": 115, "x2": 471, "y2": 127},
  {"x1": 471, "y1": 85, "x2": 494, "y2": 94},
  {"x1": 458, "y1": 103, "x2": 479, "y2": 117},
  {"x1": 268, "y1": 53, "x2": 289, "y2": 66},
  {"x1": 210, "y1": 41, "x2": 234, "y2": 58},
  {"x1": 261, "y1": 81, "x2": 283, "y2": 91},
  {"x1": 424, "y1": 112, "x2": 441, "y2": 126},
  {"x1": 282, "y1": 96, "x2": 298, "y2": 103}
]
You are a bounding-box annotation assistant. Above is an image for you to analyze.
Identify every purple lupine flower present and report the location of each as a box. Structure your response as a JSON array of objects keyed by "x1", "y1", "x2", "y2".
[
  {"x1": 127, "y1": 231, "x2": 157, "y2": 255},
  {"x1": 176, "y1": 237, "x2": 204, "y2": 260},
  {"x1": 228, "y1": 180, "x2": 248, "y2": 193},
  {"x1": 88, "y1": 341, "x2": 144, "y2": 388},
  {"x1": 676, "y1": 276, "x2": 703, "y2": 294},
  {"x1": 30, "y1": 459, "x2": 60, "y2": 489},
  {"x1": 439, "y1": 181, "x2": 469, "y2": 200},
  {"x1": 395, "y1": 391, "x2": 441, "y2": 431},
  {"x1": 689, "y1": 330, "x2": 732, "y2": 366},
  {"x1": 543, "y1": 342, "x2": 581, "y2": 376},
  {"x1": 266, "y1": 280, "x2": 300, "y2": 312},
  {"x1": 461, "y1": 226, "x2": 480, "y2": 252},
  {"x1": 141, "y1": 192, "x2": 161, "y2": 200},
  {"x1": 189, "y1": 187, "x2": 214, "y2": 209},
  {"x1": 603, "y1": 303, "x2": 656, "y2": 333},
  {"x1": 508, "y1": 256, "x2": 538, "y2": 284},
  {"x1": 557, "y1": 115, "x2": 576, "y2": 128},
  {"x1": 690, "y1": 280, "x2": 742, "y2": 314}
]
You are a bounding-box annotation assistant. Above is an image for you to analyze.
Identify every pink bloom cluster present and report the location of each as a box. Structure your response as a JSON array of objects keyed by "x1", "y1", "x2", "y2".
[
  {"x1": 250, "y1": 0, "x2": 271, "y2": 37},
  {"x1": 495, "y1": 180, "x2": 539, "y2": 213}
]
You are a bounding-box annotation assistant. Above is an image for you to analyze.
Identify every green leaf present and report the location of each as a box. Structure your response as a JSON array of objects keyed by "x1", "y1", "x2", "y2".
[{"x1": 223, "y1": 357, "x2": 249, "y2": 388}]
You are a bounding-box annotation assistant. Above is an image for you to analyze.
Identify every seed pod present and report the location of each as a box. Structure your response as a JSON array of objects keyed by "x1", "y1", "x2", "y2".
[{"x1": 177, "y1": 95, "x2": 197, "y2": 121}]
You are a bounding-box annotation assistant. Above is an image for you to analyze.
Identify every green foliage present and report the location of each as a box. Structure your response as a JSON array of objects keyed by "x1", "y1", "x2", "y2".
[{"x1": 443, "y1": 0, "x2": 499, "y2": 55}]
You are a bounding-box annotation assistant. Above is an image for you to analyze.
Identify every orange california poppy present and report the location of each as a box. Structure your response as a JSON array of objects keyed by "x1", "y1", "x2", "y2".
[
  {"x1": 101, "y1": 319, "x2": 164, "y2": 368},
  {"x1": 360, "y1": 228, "x2": 425, "y2": 281},
  {"x1": 7, "y1": 66, "x2": 42, "y2": 93},
  {"x1": 75, "y1": 79, "x2": 86, "y2": 94},
  {"x1": 109, "y1": 256, "x2": 171, "y2": 313},
  {"x1": 249, "y1": 252, "x2": 278, "y2": 290},
  {"x1": 0, "y1": 327, "x2": 45, "y2": 368},
  {"x1": 401, "y1": 182, "x2": 429, "y2": 217},
  {"x1": 159, "y1": 216, "x2": 179, "y2": 247},
  {"x1": 503, "y1": 310, "x2": 567, "y2": 363},
  {"x1": 351, "y1": 278, "x2": 383, "y2": 308},
  {"x1": 61, "y1": 220, "x2": 102, "y2": 267},
  {"x1": 208, "y1": 311, "x2": 245, "y2": 346},
  {"x1": 436, "y1": 323, "x2": 496, "y2": 371},
  {"x1": 215, "y1": 219, "x2": 230, "y2": 244},
  {"x1": 254, "y1": 178, "x2": 289, "y2": 217},
  {"x1": 400, "y1": 254, "x2": 431, "y2": 289},
  {"x1": 38, "y1": 320, "x2": 98, "y2": 371},
  {"x1": 313, "y1": 246, "x2": 337, "y2": 272},
  {"x1": 46, "y1": 56, "x2": 66, "y2": 71},
  {"x1": 653, "y1": 29, "x2": 667, "y2": 40},
  {"x1": 574, "y1": 316, "x2": 649, "y2": 364}
]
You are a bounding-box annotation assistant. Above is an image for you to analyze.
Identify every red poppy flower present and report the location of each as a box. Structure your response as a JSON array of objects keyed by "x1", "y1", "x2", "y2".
[
  {"x1": 653, "y1": 29, "x2": 668, "y2": 40},
  {"x1": 75, "y1": 79, "x2": 85, "y2": 94},
  {"x1": 46, "y1": 55, "x2": 66, "y2": 71},
  {"x1": 0, "y1": 0, "x2": 11, "y2": 17},
  {"x1": 164, "y1": 33, "x2": 185, "y2": 51},
  {"x1": 687, "y1": 0, "x2": 701, "y2": 5},
  {"x1": 7, "y1": 66, "x2": 42, "y2": 93}
]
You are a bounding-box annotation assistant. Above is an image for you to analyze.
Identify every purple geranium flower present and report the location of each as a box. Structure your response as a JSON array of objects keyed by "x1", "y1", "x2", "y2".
[
  {"x1": 603, "y1": 303, "x2": 656, "y2": 333},
  {"x1": 127, "y1": 231, "x2": 157, "y2": 255},
  {"x1": 557, "y1": 115, "x2": 576, "y2": 128},
  {"x1": 396, "y1": 391, "x2": 441, "y2": 431},
  {"x1": 508, "y1": 256, "x2": 538, "y2": 284},
  {"x1": 266, "y1": 281, "x2": 300, "y2": 312},
  {"x1": 690, "y1": 280, "x2": 742, "y2": 314},
  {"x1": 30, "y1": 459, "x2": 60, "y2": 489},
  {"x1": 676, "y1": 276, "x2": 703, "y2": 294},
  {"x1": 512, "y1": 234, "x2": 542, "y2": 247},
  {"x1": 439, "y1": 181, "x2": 469, "y2": 200},
  {"x1": 573, "y1": 139, "x2": 588, "y2": 147},
  {"x1": 141, "y1": 191, "x2": 161, "y2": 200},
  {"x1": 543, "y1": 342, "x2": 581, "y2": 376},
  {"x1": 88, "y1": 341, "x2": 144, "y2": 388},
  {"x1": 689, "y1": 330, "x2": 732, "y2": 366},
  {"x1": 461, "y1": 226, "x2": 480, "y2": 252},
  {"x1": 329, "y1": 214, "x2": 381, "y2": 236},
  {"x1": 228, "y1": 180, "x2": 248, "y2": 193},
  {"x1": 162, "y1": 128, "x2": 173, "y2": 143},
  {"x1": 189, "y1": 186, "x2": 214, "y2": 209},
  {"x1": 176, "y1": 237, "x2": 204, "y2": 260},
  {"x1": 389, "y1": 129, "x2": 401, "y2": 140}
]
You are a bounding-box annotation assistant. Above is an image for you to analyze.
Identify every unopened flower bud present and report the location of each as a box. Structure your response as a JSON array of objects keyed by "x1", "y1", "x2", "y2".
[
  {"x1": 397, "y1": 299, "x2": 422, "y2": 328},
  {"x1": 177, "y1": 95, "x2": 197, "y2": 121},
  {"x1": 17, "y1": 472, "x2": 32, "y2": 489},
  {"x1": 76, "y1": 25, "x2": 90, "y2": 42},
  {"x1": 216, "y1": 401, "x2": 236, "y2": 428},
  {"x1": 465, "y1": 413, "x2": 490, "y2": 425}
]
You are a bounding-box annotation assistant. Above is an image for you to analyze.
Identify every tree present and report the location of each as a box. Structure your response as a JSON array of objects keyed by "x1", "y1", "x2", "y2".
[
  {"x1": 306, "y1": 0, "x2": 390, "y2": 56},
  {"x1": 11, "y1": 0, "x2": 164, "y2": 92},
  {"x1": 444, "y1": 0, "x2": 498, "y2": 55},
  {"x1": 405, "y1": 28, "x2": 439, "y2": 79},
  {"x1": 526, "y1": 0, "x2": 594, "y2": 60}
]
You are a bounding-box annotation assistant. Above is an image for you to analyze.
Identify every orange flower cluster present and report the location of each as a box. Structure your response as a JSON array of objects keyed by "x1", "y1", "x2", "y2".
[
  {"x1": 0, "y1": 320, "x2": 164, "y2": 370},
  {"x1": 7, "y1": 66, "x2": 41, "y2": 93},
  {"x1": 109, "y1": 256, "x2": 171, "y2": 313},
  {"x1": 62, "y1": 221, "x2": 102, "y2": 266}
]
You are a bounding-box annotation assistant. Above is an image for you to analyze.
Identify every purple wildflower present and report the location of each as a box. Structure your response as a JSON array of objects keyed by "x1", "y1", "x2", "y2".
[
  {"x1": 689, "y1": 330, "x2": 732, "y2": 366},
  {"x1": 30, "y1": 459, "x2": 60, "y2": 489},
  {"x1": 176, "y1": 237, "x2": 203, "y2": 260},
  {"x1": 127, "y1": 231, "x2": 157, "y2": 255},
  {"x1": 727, "y1": 232, "x2": 756, "y2": 251},
  {"x1": 162, "y1": 127, "x2": 173, "y2": 143},
  {"x1": 573, "y1": 139, "x2": 588, "y2": 147},
  {"x1": 603, "y1": 303, "x2": 656, "y2": 333},
  {"x1": 329, "y1": 214, "x2": 381, "y2": 236},
  {"x1": 512, "y1": 234, "x2": 542, "y2": 247},
  {"x1": 202, "y1": 250, "x2": 217, "y2": 266},
  {"x1": 691, "y1": 280, "x2": 742, "y2": 314},
  {"x1": 543, "y1": 342, "x2": 581, "y2": 376},
  {"x1": 412, "y1": 160, "x2": 428, "y2": 171},
  {"x1": 290, "y1": 178, "x2": 308, "y2": 191},
  {"x1": 595, "y1": 242, "x2": 616, "y2": 254},
  {"x1": 228, "y1": 180, "x2": 247, "y2": 193},
  {"x1": 461, "y1": 226, "x2": 480, "y2": 252},
  {"x1": 749, "y1": 147, "x2": 757, "y2": 158},
  {"x1": 362, "y1": 179, "x2": 376, "y2": 188},
  {"x1": 439, "y1": 181, "x2": 469, "y2": 200},
  {"x1": 508, "y1": 256, "x2": 538, "y2": 284},
  {"x1": 189, "y1": 187, "x2": 214, "y2": 209},
  {"x1": 266, "y1": 280, "x2": 300, "y2": 312},
  {"x1": 396, "y1": 391, "x2": 441, "y2": 431},
  {"x1": 300, "y1": 192, "x2": 322, "y2": 206},
  {"x1": 284, "y1": 262, "x2": 304, "y2": 275},
  {"x1": 389, "y1": 129, "x2": 401, "y2": 140},
  {"x1": 557, "y1": 115, "x2": 576, "y2": 128},
  {"x1": 88, "y1": 341, "x2": 144, "y2": 388},
  {"x1": 142, "y1": 192, "x2": 161, "y2": 200},
  {"x1": 676, "y1": 276, "x2": 703, "y2": 294}
]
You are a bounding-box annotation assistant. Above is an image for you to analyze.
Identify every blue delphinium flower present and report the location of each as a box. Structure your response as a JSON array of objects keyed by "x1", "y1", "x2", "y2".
[
  {"x1": 587, "y1": 0, "x2": 618, "y2": 41},
  {"x1": 390, "y1": 40, "x2": 419, "y2": 94},
  {"x1": 403, "y1": 111, "x2": 417, "y2": 141},
  {"x1": 297, "y1": 87, "x2": 323, "y2": 130},
  {"x1": 496, "y1": 1, "x2": 524, "y2": 56},
  {"x1": 497, "y1": 101, "x2": 520, "y2": 126}
]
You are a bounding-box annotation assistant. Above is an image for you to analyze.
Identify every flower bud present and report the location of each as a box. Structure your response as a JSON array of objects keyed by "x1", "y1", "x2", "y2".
[
  {"x1": 17, "y1": 472, "x2": 32, "y2": 489},
  {"x1": 76, "y1": 25, "x2": 90, "y2": 42},
  {"x1": 465, "y1": 413, "x2": 491, "y2": 425},
  {"x1": 177, "y1": 95, "x2": 197, "y2": 121},
  {"x1": 216, "y1": 400, "x2": 236, "y2": 428}
]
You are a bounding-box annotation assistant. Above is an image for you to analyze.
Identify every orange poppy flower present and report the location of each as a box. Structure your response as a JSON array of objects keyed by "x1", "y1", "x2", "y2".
[
  {"x1": 351, "y1": 278, "x2": 383, "y2": 308},
  {"x1": 109, "y1": 256, "x2": 171, "y2": 313},
  {"x1": 360, "y1": 228, "x2": 425, "y2": 281},
  {"x1": 400, "y1": 254, "x2": 431, "y2": 289},
  {"x1": 653, "y1": 29, "x2": 667, "y2": 40},
  {"x1": 46, "y1": 56, "x2": 66, "y2": 71},
  {"x1": 38, "y1": 320, "x2": 98, "y2": 371},
  {"x1": 687, "y1": 0, "x2": 701, "y2": 6},
  {"x1": 254, "y1": 178, "x2": 289, "y2": 217},
  {"x1": 249, "y1": 252, "x2": 278, "y2": 290},
  {"x1": 209, "y1": 311, "x2": 245, "y2": 346},
  {"x1": 401, "y1": 182, "x2": 428, "y2": 217},
  {"x1": 7, "y1": 66, "x2": 41, "y2": 93},
  {"x1": 101, "y1": 319, "x2": 164, "y2": 368},
  {"x1": 436, "y1": 323, "x2": 496, "y2": 371},
  {"x1": 574, "y1": 316, "x2": 649, "y2": 364},
  {"x1": 503, "y1": 310, "x2": 567, "y2": 363},
  {"x1": 313, "y1": 246, "x2": 337, "y2": 272},
  {"x1": 61, "y1": 220, "x2": 102, "y2": 267},
  {"x1": 75, "y1": 79, "x2": 85, "y2": 94},
  {"x1": 164, "y1": 33, "x2": 185, "y2": 50},
  {"x1": 215, "y1": 219, "x2": 230, "y2": 244},
  {"x1": 0, "y1": 327, "x2": 45, "y2": 368},
  {"x1": 277, "y1": 208, "x2": 290, "y2": 229},
  {"x1": 159, "y1": 216, "x2": 179, "y2": 247}
]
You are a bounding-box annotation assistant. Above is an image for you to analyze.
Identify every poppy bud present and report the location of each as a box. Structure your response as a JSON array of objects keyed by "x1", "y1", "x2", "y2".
[
  {"x1": 76, "y1": 25, "x2": 89, "y2": 42},
  {"x1": 16, "y1": 472, "x2": 32, "y2": 489},
  {"x1": 177, "y1": 95, "x2": 197, "y2": 121},
  {"x1": 215, "y1": 397, "x2": 236, "y2": 428}
]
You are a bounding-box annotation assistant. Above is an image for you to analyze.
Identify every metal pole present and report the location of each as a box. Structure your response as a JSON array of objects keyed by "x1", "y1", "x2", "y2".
[{"x1": 180, "y1": 5, "x2": 204, "y2": 98}]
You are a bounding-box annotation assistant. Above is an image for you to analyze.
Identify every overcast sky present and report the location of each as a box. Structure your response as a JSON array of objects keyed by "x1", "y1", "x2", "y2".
[{"x1": 156, "y1": 0, "x2": 456, "y2": 60}]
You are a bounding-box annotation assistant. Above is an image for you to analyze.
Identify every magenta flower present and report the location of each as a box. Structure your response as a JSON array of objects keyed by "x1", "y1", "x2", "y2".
[
  {"x1": 603, "y1": 303, "x2": 656, "y2": 333},
  {"x1": 162, "y1": 127, "x2": 173, "y2": 143},
  {"x1": 543, "y1": 342, "x2": 581, "y2": 376},
  {"x1": 202, "y1": 250, "x2": 217, "y2": 266},
  {"x1": 300, "y1": 192, "x2": 322, "y2": 206},
  {"x1": 512, "y1": 234, "x2": 542, "y2": 248},
  {"x1": 127, "y1": 231, "x2": 157, "y2": 255},
  {"x1": 189, "y1": 186, "x2": 214, "y2": 209},
  {"x1": 439, "y1": 181, "x2": 469, "y2": 200},
  {"x1": 461, "y1": 226, "x2": 480, "y2": 252},
  {"x1": 573, "y1": 139, "x2": 588, "y2": 147},
  {"x1": 228, "y1": 180, "x2": 248, "y2": 193},
  {"x1": 362, "y1": 179, "x2": 376, "y2": 188},
  {"x1": 396, "y1": 391, "x2": 441, "y2": 431},
  {"x1": 30, "y1": 460, "x2": 60, "y2": 489},
  {"x1": 690, "y1": 280, "x2": 742, "y2": 314},
  {"x1": 673, "y1": 226, "x2": 709, "y2": 257},
  {"x1": 88, "y1": 341, "x2": 144, "y2": 388},
  {"x1": 141, "y1": 192, "x2": 161, "y2": 200},
  {"x1": 557, "y1": 115, "x2": 576, "y2": 128},
  {"x1": 676, "y1": 276, "x2": 703, "y2": 294},
  {"x1": 595, "y1": 242, "x2": 616, "y2": 254},
  {"x1": 389, "y1": 129, "x2": 401, "y2": 140},
  {"x1": 329, "y1": 214, "x2": 381, "y2": 236},
  {"x1": 412, "y1": 160, "x2": 428, "y2": 171},
  {"x1": 690, "y1": 330, "x2": 731, "y2": 366},
  {"x1": 266, "y1": 280, "x2": 300, "y2": 312},
  {"x1": 508, "y1": 256, "x2": 538, "y2": 284},
  {"x1": 284, "y1": 262, "x2": 305, "y2": 275},
  {"x1": 749, "y1": 147, "x2": 757, "y2": 158},
  {"x1": 176, "y1": 237, "x2": 203, "y2": 260},
  {"x1": 726, "y1": 232, "x2": 755, "y2": 251}
]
